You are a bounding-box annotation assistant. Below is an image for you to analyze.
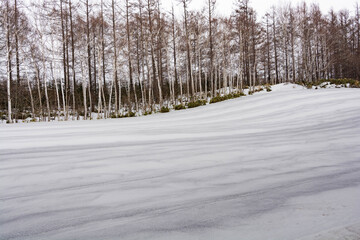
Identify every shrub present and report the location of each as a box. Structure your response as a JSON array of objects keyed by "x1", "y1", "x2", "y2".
[
  {"x1": 210, "y1": 92, "x2": 244, "y2": 104},
  {"x1": 231, "y1": 92, "x2": 246, "y2": 98},
  {"x1": 305, "y1": 83, "x2": 313, "y2": 89},
  {"x1": 352, "y1": 80, "x2": 360, "y2": 88},
  {"x1": 210, "y1": 96, "x2": 224, "y2": 104},
  {"x1": 127, "y1": 112, "x2": 136, "y2": 117},
  {"x1": 254, "y1": 87, "x2": 264, "y2": 93},
  {"x1": 327, "y1": 79, "x2": 355, "y2": 86},
  {"x1": 187, "y1": 100, "x2": 206, "y2": 108},
  {"x1": 160, "y1": 106, "x2": 170, "y2": 113},
  {"x1": 174, "y1": 104, "x2": 186, "y2": 110},
  {"x1": 299, "y1": 79, "x2": 360, "y2": 89},
  {"x1": 266, "y1": 86, "x2": 272, "y2": 92},
  {"x1": 18, "y1": 113, "x2": 32, "y2": 120},
  {"x1": 110, "y1": 113, "x2": 118, "y2": 118}
]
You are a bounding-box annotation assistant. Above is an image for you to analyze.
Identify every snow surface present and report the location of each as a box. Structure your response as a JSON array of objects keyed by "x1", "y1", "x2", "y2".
[{"x1": 1, "y1": 83, "x2": 360, "y2": 240}]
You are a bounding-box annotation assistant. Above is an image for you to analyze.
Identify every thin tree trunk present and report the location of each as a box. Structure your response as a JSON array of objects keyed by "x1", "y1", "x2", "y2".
[
  {"x1": 5, "y1": 1, "x2": 12, "y2": 123},
  {"x1": 179, "y1": 75, "x2": 183, "y2": 104},
  {"x1": 15, "y1": 0, "x2": 21, "y2": 114},
  {"x1": 50, "y1": 36, "x2": 61, "y2": 116},
  {"x1": 154, "y1": 40, "x2": 163, "y2": 105},
  {"x1": 147, "y1": 0, "x2": 158, "y2": 106},
  {"x1": 112, "y1": 0, "x2": 119, "y2": 116},
  {"x1": 86, "y1": 0, "x2": 93, "y2": 113},
  {"x1": 272, "y1": 9, "x2": 279, "y2": 84},
  {"x1": 138, "y1": 0, "x2": 146, "y2": 109},
  {"x1": 60, "y1": 71, "x2": 66, "y2": 120},
  {"x1": 208, "y1": 0, "x2": 214, "y2": 98},
  {"x1": 126, "y1": 0, "x2": 135, "y2": 106},
  {"x1": 93, "y1": 36, "x2": 97, "y2": 109},
  {"x1": 171, "y1": 5, "x2": 179, "y2": 100},
  {"x1": 214, "y1": 63, "x2": 218, "y2": 96},
  {"x1": 60, "y1": 0, "x2": 68, "y2": 119},
  {"x1": 101, "y1": 0, "x2": 107, "y2": 105},
  {"x1": 41, "y1": 55, "x2": 51, "y2": 121},
  {"x1": 65, "y1": 4, "x2": 71, "y2": 116},
  {"x1": 35, "y1": 66, "x2": 43, "y2": 120},
  {"x1": 24, "y1": 70, "x2": 35, "y2": 118},
  {"x1": 88, "y1": 75, "x2": 92, "y2": 119},
  {"x1": 204, "y1": 72, "x2": 208, "y2": 101},
  {"x1": 198, "y1": 49, "x2": 203, "y2": 99},
  {"x1": 183, "y1": 0, "x2": 192, "y2": 97},
  {"x1": 97, "y1": 47, "x2": 103, "y2": 118},
  {"x1": 69, "y1": 0, "x2": 76, "y2": 116},
  {"x1": 80, "y1": 61, "x2": 87, "y2": 120},
  {"x1": 108, "y1": 73, "x2": 114, "y2": 116}
]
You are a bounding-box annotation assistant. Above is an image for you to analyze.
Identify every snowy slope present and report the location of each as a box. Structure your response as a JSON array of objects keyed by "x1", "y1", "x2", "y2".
[{"x1": 1, "y1": 84, "x2": 360, "y2": 240}]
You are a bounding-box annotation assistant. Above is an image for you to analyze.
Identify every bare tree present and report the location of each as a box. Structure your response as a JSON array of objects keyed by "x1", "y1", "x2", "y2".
[{"x1": 4, "y1": 0, "x2": 12, "y2": 122}]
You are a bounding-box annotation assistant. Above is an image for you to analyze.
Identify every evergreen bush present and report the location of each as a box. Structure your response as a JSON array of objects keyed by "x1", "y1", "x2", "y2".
[
  {"x1": 187, "y1": 100, "x2": 206, "y2": 108},
  {"x1": 127, "y1": 112, "x2": 136, "y2": 117},
  {"x1": 160, "y1": 106, "x2": 170, "y2": 113},
  {"x1": 209, "y1": 92, "x2": 245, "y2": 104},
  {"x1": 299, "y1": 79, "x2": 360, "y2": 89},
  {"x1": 174, "y1": 104, "x2": 186, "y2": 110}
]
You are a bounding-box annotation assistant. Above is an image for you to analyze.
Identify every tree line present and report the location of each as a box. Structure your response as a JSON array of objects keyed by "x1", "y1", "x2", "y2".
[{"x1": 1, "y1": 0, "x2": 360, "y2": 122}]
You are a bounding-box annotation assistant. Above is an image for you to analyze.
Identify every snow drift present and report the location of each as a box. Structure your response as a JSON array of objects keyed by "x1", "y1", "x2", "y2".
[{"x1": 1, "y1": 84, "x2": 360, "y2": 240}]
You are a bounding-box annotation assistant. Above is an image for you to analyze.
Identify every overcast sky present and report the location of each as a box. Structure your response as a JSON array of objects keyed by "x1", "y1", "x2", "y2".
[{"x1": 163, "y1": 0, "x2": 360, "y2": 17}]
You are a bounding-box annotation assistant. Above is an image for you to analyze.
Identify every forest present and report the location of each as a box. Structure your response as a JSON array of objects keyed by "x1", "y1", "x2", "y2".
[{"x1": 1, "y1": 0, "x2": 360, "y2": 122}]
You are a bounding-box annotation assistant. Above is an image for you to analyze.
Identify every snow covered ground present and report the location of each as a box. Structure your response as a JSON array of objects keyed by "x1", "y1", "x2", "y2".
[{"x1": 1, "y1": 83, "x2": 360, "y2": 240}]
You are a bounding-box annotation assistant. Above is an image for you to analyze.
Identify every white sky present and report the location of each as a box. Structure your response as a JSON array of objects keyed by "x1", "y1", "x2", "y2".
[
  {"x1": 20, "y1": 0, "x2": 360, "y2": 19},
  {"x1": 162, "y1": 0, "x2": 360, "y2": 17}
]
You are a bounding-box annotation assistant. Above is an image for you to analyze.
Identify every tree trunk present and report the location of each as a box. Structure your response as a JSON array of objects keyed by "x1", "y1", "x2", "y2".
[
  {"x1": 60, "y1": 0, "x2": 68, "y2": 119},
  {"x1": 6, "y1": 1, "x2": 12, "y2": 122},
  {"x1": 24, "y1": 69, "x2": 35, "y2": 118},
  {"x1": 101, "y1": 0, "x2": 107, "y2": 106},
  {"x1": 86, "y1": 0, "x2": 93, "y2": 113},
  {"x1": 14, "y1": 0, "x2": 21, "y2": 114},
  {"x1": 80, "y1": 61, "x2": 88, "y2": 120},
  {"x1": 69, "y1": 0, "x2": 76, "y2": 116},
  {"x1": 112, "y1": 0, "x2": 119, "y2": 116}
]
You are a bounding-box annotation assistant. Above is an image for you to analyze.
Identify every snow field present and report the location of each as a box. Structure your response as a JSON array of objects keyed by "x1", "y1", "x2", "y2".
[{"x1": 1, "y1": 84, "x2": 360, "y2": 240}]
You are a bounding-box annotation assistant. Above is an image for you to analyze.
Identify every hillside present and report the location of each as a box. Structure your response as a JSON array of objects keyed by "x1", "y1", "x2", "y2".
[{"x1": 1, "y1": 84, "x2": 360, "y2": 240}]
